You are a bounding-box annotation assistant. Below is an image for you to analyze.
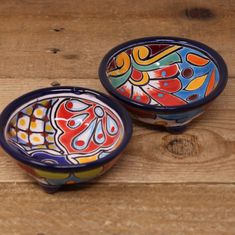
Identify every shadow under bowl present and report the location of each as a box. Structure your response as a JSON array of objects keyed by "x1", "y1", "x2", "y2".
[
  {"x1": 0, "y1": 87, "x2": 132, "y2": 193},
  {"x1": 99, "y1": 37, "x2": 228, "y2": 132}
]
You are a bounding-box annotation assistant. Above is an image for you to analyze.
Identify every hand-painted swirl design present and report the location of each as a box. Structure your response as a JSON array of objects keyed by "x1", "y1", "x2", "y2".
[
  {"x1": 6, "y1": 93, "x2": 124, "y2": 166},
  {"x1": 107, "y1": 44, "x2": 219, "y2": 106}
]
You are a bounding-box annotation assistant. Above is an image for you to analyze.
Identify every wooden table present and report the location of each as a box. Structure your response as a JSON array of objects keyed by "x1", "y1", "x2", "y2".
[{"x1": 0, "y1": 0, "x2": 234, "y2": 234}]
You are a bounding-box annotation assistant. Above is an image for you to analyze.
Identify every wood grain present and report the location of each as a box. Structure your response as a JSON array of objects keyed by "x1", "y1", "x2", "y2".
[
  {"x1": 0, "y1": 0, "x2": 234, "y2": 234},
  {"x1": 0, "y1": 0, "x2": 234, "y2": 79},
  {"x1": 0, "y1": 183, "x2": 235, "y2": 235},
  {"x1": 0, "y1": 184, "x2": 235, "y2": 235}
]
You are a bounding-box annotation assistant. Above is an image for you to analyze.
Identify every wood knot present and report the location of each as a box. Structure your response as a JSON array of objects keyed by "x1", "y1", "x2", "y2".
[
  {"x1": 50, "y1": 81, "x2": 61, "y2": 87},
  {"x1": 46, "y1": 48, "x2": 61, "y2": 54},
  {"x1": 52, "y1": 27, "x2": 64, "y2": 32},
  {"x1": 185, "y1": 8, "x2": 214, "y2": 19},
  {"x1": 163, "y1": 134, "x2": 199, "y2": 158}
]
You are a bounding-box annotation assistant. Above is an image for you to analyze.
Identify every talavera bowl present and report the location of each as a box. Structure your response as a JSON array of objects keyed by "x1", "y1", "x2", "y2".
[
  {"x1": 0, "y1": 87, "x2": 132, "y2": 192},
  {"x1": 99, "y1": 37, "x2": 228, "y2": 132}
]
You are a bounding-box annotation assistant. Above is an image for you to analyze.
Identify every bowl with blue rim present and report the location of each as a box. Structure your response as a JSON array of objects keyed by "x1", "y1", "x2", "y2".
[
  {"x1": 99, "y1": 37, "x2": 228, "y2": 132},
  {"x1": 0, "y1": 86, "x2": 132, "y2": 193}
]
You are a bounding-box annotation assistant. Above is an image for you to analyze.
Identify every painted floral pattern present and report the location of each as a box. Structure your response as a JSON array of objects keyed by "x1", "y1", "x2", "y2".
[
  {"x1": 7, "y1": 93, "x2": 124, "y2": 166},
  {"x1": 106, "y1": 44, "x2": 219, "y2": 107}
]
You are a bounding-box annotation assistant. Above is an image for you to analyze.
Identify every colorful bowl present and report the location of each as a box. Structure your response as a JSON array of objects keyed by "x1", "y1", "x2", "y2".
[
  {"x1": 99, "y1": 37, "x2": 228, "y2": 132},
  {"x1": 0, "y1": 87, "x2": 132, "y2": 192}
]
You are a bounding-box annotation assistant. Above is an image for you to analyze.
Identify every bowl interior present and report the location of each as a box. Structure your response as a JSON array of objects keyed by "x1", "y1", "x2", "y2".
[
  {"x1": 5, "y1": 91, "x2": 125, "y2": 167},
  {"x1": 106, "y1": 42, "x2": 220, "y2": 107}
]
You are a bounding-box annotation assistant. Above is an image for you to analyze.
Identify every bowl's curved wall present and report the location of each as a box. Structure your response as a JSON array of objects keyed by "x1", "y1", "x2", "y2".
[{"x1": 17, "y1": 153, "x2": 121, "y2": 187}]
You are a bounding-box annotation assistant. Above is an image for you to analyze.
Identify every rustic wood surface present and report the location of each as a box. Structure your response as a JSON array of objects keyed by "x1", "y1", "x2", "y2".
[{"x1": 0, "y1": 0, "x2": 234, "y2": 234}]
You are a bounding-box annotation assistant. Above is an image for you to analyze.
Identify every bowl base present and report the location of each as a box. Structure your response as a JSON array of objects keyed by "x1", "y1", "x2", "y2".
[
  {"x1": 40, "y1": 183, "x2": 61, "y2": 194},
  {"x1": 166, "y1": 125, "x2": 187, "y2": 133}
]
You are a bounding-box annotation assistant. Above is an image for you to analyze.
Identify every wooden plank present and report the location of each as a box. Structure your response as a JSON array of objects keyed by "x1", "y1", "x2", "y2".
[
  {"x1": 0, "y1": 183, "x2": 235, "y2": 235},
  {"x1": 0, "y1": 77, "x2": 234, "y2": 183},
  {"x1": 1, "y1": 125, "x2": 235, "y2": 183},
  {"x1": 0, "y1": 0, "x2": 234, "y2": 79}
]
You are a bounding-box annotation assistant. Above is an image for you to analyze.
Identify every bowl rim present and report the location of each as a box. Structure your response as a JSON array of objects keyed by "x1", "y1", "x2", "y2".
[
  {"x1": 99, "y1": 36, "x2": 228, "y2": 113},
  {"x1": 0, "y1": 86, "x2": 133, "y2": 172}
]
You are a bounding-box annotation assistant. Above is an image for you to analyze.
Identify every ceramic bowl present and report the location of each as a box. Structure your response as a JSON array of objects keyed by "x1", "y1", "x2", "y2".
[
  {"x1": 99, "y1": 37, "x2": 228, "y2": 132},
  {"x1": 0, "y1": 87, "x2": 132, "y2": 192}
]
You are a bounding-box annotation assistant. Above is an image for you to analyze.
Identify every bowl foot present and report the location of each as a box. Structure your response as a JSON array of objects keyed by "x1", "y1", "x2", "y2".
[
  {"x1": 40, "y1": 184, "x2": 61, "y2": 194},
  {"x1": 166, "y1": 125, "x2": 187, "y2": 133}
]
